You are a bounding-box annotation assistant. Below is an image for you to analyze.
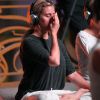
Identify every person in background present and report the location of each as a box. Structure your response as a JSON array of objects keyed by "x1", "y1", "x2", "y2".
[
  {"x1": 59, "y1": 0, "x2": 91, "y2": 46},
  {"x1": 56, "y1": 0, "x2": 91, "y2": 71},
  {"x1": 75, "y1": 0, "x2": 100, "y2": 81},
  {"x1": 15, "y1": 0, "x2": 90, "y2": 100}
]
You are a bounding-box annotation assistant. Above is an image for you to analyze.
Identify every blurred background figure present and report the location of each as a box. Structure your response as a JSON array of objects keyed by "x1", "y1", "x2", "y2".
[
  {"x1": 58, "y1": 0, "x2": 91, "y2": 45},
  {"x1": 88, "y1": 0, "x2": 100, "y2": 99},
  {"x1": 75, "y1": 0, "x2": 100, "y2": 81}
]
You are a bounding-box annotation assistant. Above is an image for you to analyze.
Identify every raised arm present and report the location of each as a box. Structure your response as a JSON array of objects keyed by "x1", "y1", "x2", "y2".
[{"x1": 48, "y1": 13, "x2": 60, "y2": 67}]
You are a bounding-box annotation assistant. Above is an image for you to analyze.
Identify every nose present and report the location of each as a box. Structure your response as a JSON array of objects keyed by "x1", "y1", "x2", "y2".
[{"x1": 51, "y1": 12, "x2": 56, "y2": 18}]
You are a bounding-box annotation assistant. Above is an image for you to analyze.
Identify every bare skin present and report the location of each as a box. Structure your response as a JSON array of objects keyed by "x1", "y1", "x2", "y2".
[
  {"x1": 0, "y1": 96, "x2": 4, "y2": 100},
  {"x1": 60, "y1": 88, "x2": 89, "y2": 100},
  {"x1": 24, "y1": 88, "x2": 89, "y2": 100},
  {"x1": 92, "y1": 48, "x2": 100, "y2": 74}
]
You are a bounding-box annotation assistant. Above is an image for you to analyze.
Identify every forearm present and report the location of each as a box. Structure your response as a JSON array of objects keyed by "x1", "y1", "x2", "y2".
[
  {"x1": 48, "y1": 34, "x2": 60, "y2": 66},
  {"x1": 48, "y1": 12, "x2": 60, "y2": 67},
  {"x1": 68, "y1": 71, "x2": 90, "y2": 90}
]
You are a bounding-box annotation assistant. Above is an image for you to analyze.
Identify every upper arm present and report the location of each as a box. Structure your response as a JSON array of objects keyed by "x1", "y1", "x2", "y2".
[
  {"x1": 75, "y1": 35, "x2": 89, "y2": 57},
  {"x1": 75, "y1": 35, "x2": 89, "y2": 67}
]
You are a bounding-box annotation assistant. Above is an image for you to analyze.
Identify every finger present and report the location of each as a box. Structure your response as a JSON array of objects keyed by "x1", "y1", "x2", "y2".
[{"x1": 75, "y1": 88, "x2": 89, "y2": 98}]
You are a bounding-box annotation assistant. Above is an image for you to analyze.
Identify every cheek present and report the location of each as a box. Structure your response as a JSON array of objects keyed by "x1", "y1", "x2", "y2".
[{"x1": 39, "y1": 18, "x2": 50, "y2": 26}]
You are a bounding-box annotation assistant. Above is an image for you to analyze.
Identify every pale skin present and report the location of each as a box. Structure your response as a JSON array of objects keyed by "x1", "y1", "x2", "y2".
[
  {"x1": 67, "y1": 71, "x2": 90, "y2": 89},
  {"x1": 23, "y1": 89, "x2": 89, "y2": 100},
  {"x1": 60, "y1": 88, "x2": 89, "y2": 100}
]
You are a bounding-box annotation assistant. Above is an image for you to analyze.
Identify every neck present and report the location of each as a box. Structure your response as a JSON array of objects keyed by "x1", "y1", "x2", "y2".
[
  {"x1": 84, "y1": 26, "x2": 100, "y2": 38},
  {"x1": 90, "y1": 27, "x2": 100, "y2": 38},
  {"x1": 32, "y1": 28, "x2": 49, "y2": 39},
  {"x1": 33, "y1": 25, "x2": 49, "y2": 39}
]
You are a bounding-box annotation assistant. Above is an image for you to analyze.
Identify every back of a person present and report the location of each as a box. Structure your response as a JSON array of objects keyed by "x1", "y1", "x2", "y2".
[
  {"x1": 75, "y1": 30, "x2": 99, "y2": 81},
  {"x1": 75, "y1": 0, "x2": 100, "y2": 80},
  {"x1": 89, "y1": 42, "x2": 100, "y2": 100}
]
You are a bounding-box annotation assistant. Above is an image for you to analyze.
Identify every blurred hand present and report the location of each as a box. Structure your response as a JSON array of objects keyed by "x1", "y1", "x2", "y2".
[
  {"x1": 60, "y1": 88, "x2": 89, "y2": 100},
  {"x1": 50, "y1": 13, "x2": 60, "y2": 36}
]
